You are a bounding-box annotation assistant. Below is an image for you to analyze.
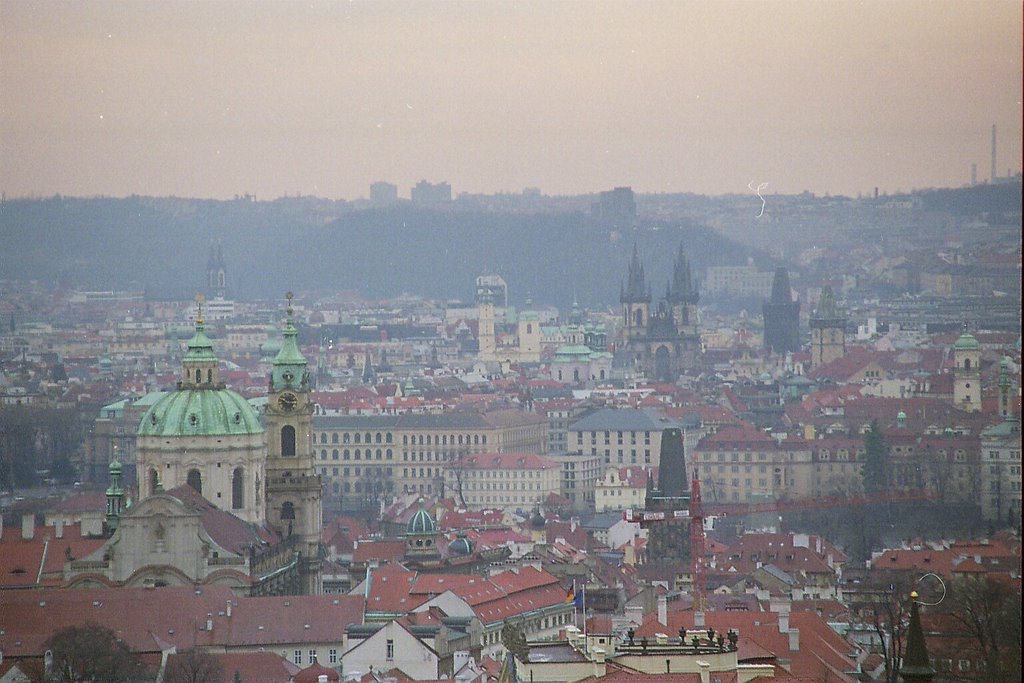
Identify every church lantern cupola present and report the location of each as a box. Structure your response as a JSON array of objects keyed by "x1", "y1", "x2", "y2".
[{"x1": 181, "y1": 295, "x2": 220, "y2": 388}]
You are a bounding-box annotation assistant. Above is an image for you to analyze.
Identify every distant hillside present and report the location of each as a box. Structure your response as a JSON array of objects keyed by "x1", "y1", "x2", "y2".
[
  {"x1": 0, "y1": 196, "x2": 760, "y2": 307},
  {"x1": 911, "y1": 180, "x2": 1022, "y2": 216}
]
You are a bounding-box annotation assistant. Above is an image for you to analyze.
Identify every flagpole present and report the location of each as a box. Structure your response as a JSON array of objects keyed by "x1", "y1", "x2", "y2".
[
  {"x1": 582, "y1": 583, "x2": 587, "y2": 644},
  {"x1": 571, "y1": 579, "x2": 577, "y2": 628}
]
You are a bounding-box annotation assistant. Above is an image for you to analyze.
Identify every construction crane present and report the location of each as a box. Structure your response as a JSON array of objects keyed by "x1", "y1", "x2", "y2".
[
  {"x1": 623, "y1": 468, "x2": 708, "y2": 611},
  {"x1": 624, "y1": 484, "x2": 938, "y2": 613},
  {"x1": 689, "y1": 468, "x2": 707, "y2": 612}
]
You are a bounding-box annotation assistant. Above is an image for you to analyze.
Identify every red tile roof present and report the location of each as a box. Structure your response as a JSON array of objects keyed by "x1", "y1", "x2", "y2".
[
  {"x1": 0, "y1": 586, "x2": 362, "y2": 658},
  {"x1": 634, "y1": 610, "x2": 859, "y2": 683},
  {"x1": 0, "y1": 523, "x2": 106, "y2": 588}
]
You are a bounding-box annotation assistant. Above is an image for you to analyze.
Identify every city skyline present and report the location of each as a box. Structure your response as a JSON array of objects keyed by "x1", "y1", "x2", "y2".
[{"x1": 1, "y1": 0, "x2": 1022, "y2": 201}]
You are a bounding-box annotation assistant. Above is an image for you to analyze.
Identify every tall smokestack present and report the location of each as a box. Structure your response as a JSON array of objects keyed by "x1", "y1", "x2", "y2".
[
  {"x1": 971, "y1": 163, "x2": 977, "y2": 186},
  {"x1": 991, "y1": 124, "x2": 997, "y2": 183}
]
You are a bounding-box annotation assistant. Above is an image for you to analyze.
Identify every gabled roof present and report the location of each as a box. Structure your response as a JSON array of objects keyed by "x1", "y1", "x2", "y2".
[{"x1": 162, "y1": 485, "x2": 279, "y2": 555}]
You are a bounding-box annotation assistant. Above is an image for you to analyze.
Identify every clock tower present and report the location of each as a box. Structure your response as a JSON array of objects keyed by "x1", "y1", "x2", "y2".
[{"x1": 265, "y1": 293, "x2": 323, "y2": 594}]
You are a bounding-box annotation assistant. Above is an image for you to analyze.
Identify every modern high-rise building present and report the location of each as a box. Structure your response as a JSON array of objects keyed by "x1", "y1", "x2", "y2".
[
  {"x1": 593, "y1": 186, "x2": 637, "y2": 226},
  {"x1": 411, "y1": 180, "x2": 452, "y2": 204},
  {"x1": 369, "y1": 181, "x2": 398, "y2": 204}
]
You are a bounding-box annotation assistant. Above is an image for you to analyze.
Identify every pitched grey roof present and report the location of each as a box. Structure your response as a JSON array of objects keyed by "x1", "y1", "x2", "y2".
[{"x1": 568, "y1": 408, "x2": 672, "y2": 432}]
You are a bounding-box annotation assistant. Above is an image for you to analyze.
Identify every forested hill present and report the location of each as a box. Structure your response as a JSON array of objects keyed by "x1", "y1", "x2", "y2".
[{"x1": 0, "y1": 196, "x2": 761, "y2": 307}]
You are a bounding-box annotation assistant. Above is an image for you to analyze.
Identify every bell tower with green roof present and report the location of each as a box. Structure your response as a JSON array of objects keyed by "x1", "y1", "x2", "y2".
[
  {"x1": 264, "y1": 292, "x2": 323, "y2": 594},
  {"x1": 953, "y1": 327, "x2": 981, "y2": 412}
]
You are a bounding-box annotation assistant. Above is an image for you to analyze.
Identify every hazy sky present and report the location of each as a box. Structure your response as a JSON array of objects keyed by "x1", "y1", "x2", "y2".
[{"x1": 1, "y1": 1, "x2": 1021, "y2": 200}]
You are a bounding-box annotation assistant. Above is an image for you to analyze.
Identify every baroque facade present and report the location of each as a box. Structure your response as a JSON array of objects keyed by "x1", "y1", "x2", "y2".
[{"x1": 70, "y1": 297, "x2": 323, "y2": 595}]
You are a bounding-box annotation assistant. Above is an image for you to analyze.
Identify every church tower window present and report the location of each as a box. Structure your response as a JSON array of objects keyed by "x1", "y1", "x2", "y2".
[
  {"x1": 149, "y1": 469, "x2": 159, "y2": 495},
  {"x1": 281, "y1": 426, "x2": 296, "y2": 456},
  {"x1": 281, "y1": 501, "x2": 295, "y2": 520},
  {"x1": 232, "y1": 467, "x2": 244, "y2": 509}
]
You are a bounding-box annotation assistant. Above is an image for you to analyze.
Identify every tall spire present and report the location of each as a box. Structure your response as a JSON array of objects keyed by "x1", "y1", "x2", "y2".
[
  {"x1": 898, "y1": 592, "x2": 935, "y2": 682},
  {"x1": 621, "y1": 243, "x2": 651, "y2": 303},
  {"x1": 667, "y1": 244, "x2": 699, "y2": 304}
]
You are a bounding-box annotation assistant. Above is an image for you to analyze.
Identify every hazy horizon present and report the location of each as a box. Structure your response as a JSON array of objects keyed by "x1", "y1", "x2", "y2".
[{"x1": 2, "y1": 1, "x2": 1021, "y2": 202}]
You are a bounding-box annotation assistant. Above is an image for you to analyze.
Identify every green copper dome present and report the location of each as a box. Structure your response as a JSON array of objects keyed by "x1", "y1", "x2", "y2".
[
  {"x1": 140, "y1": 300, "x2": 262, "y2": 438},
  {"x1": 407, "y1": 500, "x2": 437, "y2": 535},
  {"x1": 138, "y1": 388, "x2": 263, "y2": 437},
  {"x1": 954, "y1": 332, "x2": 980, "y2": 351}
]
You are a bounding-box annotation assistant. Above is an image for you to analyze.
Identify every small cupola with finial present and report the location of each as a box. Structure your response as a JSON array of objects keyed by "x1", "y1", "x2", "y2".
[{"x1": 181, "y1": 295, "x2": 220, "y2": 389}]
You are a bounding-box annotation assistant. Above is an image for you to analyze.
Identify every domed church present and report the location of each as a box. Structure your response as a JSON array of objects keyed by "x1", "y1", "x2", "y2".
[
  {"x1": 137, "y1": 301, "x2": 266, "y2": 523},
  {"x1": 72, "y1": 294, "x2": 324, "y2": 594}
]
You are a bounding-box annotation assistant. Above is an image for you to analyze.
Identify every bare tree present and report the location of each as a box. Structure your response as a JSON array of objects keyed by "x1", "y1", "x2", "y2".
[
  {"x1": 164, "y1": 649, "x2": 224, "y2": 683},
  {"x1": 858, "y1": 572, "x2": 911, "y2": 683},
  {"x1": 446, "y1": 447, "x2": 470, "y2": 507},
  {"x1": 33, "y1": 622, "x2": 146, "y2": 683},
  {"x1": 948, "y1": 575, "x2": 1023, "y2": 682}
]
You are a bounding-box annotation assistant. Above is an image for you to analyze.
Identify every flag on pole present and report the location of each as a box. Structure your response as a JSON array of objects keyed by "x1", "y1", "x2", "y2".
[
  {"x1": 573, "y1": 585, "x2": 584, "y2": 610},
  {"x1": 565, "y1": 581, "x2": 575, "y2": 604}
]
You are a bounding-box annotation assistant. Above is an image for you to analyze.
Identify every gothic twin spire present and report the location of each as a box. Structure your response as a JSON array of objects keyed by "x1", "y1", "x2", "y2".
[{"x1": 621, "y1": 242, "x2": 698, "y2": 305}]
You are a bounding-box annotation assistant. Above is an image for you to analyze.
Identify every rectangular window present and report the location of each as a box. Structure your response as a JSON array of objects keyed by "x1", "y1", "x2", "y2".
[
  {"x1": 386, "y1": 639, "x2": 395, "y2": 660},
  {"x1": 308, "y1": 650, "x2": 317, "y2": 664},
  {"x1": 329, "y1": 649, "x2": 338, "y2": 664},
  {"x1": 293, "y1": 650, "x2": 302, "y2": 665}
]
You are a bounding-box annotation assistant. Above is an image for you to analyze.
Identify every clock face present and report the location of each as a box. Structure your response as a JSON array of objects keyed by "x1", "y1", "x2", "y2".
[{"x1": 278, "y1": 392, "x2": 298, "y2": 412}]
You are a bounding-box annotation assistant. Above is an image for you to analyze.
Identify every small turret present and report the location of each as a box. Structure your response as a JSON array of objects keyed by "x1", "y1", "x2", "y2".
[{"x1": 105, "y1": 460, "x2": 125, "y2": 535}]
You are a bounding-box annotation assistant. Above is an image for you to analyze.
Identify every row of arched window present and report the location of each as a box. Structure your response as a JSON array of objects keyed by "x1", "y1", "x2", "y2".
[
  {"x1": 318, "y1": 432, "x2": 393, "y2": 445},
  {"x1": 315, "y1": 431, "x2": 494, "y2": 448},
  {"x1": 150, "y1": 466, "x2": 246, "y2": 510},
  {"x1": 320, "y1": 448, "x2": 392, "y2": 461},
  {"x1": 189, "y1": 368, "x2": 214, "y2": 384}
]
